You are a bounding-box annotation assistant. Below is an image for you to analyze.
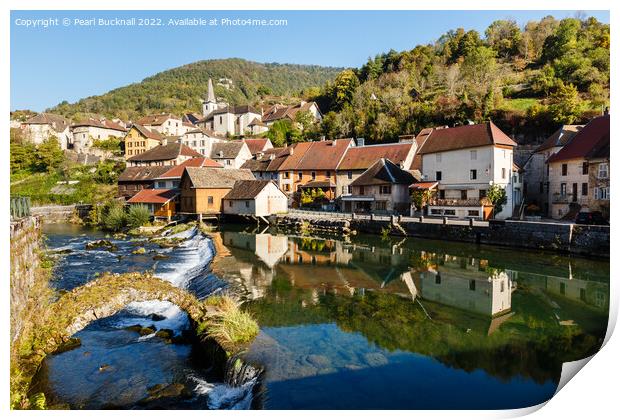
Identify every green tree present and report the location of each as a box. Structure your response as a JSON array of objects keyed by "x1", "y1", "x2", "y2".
[
  {"x1": 127, "y1": 205, "x2": 151, "y2": 228},
  {"x1": 485, "y1": 20, "x2": 522, "y2": 58},
  {"x1": 294, "y1": 110, "x2": 315, "y2": 134},
  {"x1": 487, "y1": 183, "x2": 508, "y2": 217},
  {"x1": 548, "y1": 82, "x2": 582, "y2": 124},
  {"x1": 266, "y1": 119, "x2": 301, "y2": 146},
  {"x1": 35, "y1": 138, "x2": 64, "y2": 173},
  {"x1": 329, "y1": 69, "x2": 360, "y2": 110},
  {"x1": 459, "y1": 46, "x2": 498, "y2": 117}
]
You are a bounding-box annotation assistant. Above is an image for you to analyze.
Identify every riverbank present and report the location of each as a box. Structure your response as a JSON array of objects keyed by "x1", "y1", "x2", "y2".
[
  {"x1": 269, "y1": 212, "x2": 610, "y2": 259},
  {"x1": 10, "y1": 220, "x2": 260, "y2": 409}
]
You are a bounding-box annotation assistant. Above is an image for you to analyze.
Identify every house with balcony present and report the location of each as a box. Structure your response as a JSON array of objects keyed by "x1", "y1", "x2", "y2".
[
  {"x1": 547, "y1": 114, "x2": 610, "y2": 220},
  {"x1": 417, "y1": 122, "x2": 518, "y2": 220},
  {"x1": 341, "y1": 158, "x2": 416, "y2": 214},
  {"x1": 336, "y1": 139, "x2": 416, "y2": 199}
]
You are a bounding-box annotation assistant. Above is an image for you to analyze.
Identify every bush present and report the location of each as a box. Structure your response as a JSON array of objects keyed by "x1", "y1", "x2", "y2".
[
  {"x1": 103, "y1": 206, "x2": 127, "y2": 231},
  {"x1": 126, "y1": 205, "x2": 151, "y2": 228}
]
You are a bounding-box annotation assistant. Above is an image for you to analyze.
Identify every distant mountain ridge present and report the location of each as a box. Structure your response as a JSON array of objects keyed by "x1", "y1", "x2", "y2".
[{"x1": 48, "y1": 58, "x2": 343, "y2": 120}]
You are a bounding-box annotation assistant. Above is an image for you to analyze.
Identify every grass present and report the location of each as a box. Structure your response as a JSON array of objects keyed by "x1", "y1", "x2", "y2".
[
  {"x1": 199, "y1": 295, "x2": 260, "y2": 354},
  {"x1": 499, "y1": 98, "x2": 541, "y2": 112}
]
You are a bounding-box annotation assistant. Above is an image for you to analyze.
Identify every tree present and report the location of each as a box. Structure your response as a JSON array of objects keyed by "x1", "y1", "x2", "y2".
[
  {"x1": 294, "y1": 110, "x2": 315, "y2": 134},
  {"x1": 329, "y1": 69, "x2": 360, "y2": 110},
  {"x1": 459, "y1": 46, "x2": 499, "y2": 117},
  {"x1": 487, "y1": 184, "x2": 508, "y2": 217},
  {"x1": 35, "y1": 138, "x2": 64, "y2": 173},
  {"x1": 530, "y1": 64, "x2": 559, "y2": 96},
  {"x1": 411, "y1": 189, "x2": 434, "y2": 213},
  {"x1": 127, "y1": 205, "x2": 151, "y2": 228},
  {"x1": 548, "y1": 82, "x2": 582, "y2": 124},
  {"x1": 485, "y1": 20, "x2": 522, "y2": 59},
  {"x1": 266, "y1": 119, "x2": 301, "y2": 147}
]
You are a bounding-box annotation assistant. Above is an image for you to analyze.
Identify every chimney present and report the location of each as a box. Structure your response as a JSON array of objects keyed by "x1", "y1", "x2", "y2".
[
  {"x1": 356, "y1": 137, "x2": 365, "y2": 147},
  {"x1": 161, "y1": 138, "x2": 168, "y2": 146},
  {"x1": 218, "y1": 150, "x2": 224, "y2": 158},
  {"x1": 257, "y1": 151, "x2": 264, "y2": 160},
  {"x1": 320, "y1": 135, "x2": 326, "y2": 141}
]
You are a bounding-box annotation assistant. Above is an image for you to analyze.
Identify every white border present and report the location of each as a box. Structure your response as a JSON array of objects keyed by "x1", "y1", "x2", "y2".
[{"x1": 2, "y1": 2, "x2": 617, "y2": 420}]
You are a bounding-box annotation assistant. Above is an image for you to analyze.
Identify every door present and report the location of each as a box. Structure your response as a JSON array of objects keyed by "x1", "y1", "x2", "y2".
[{"x1": 572, "y1": 183, "x2": 578, "y2": 202}]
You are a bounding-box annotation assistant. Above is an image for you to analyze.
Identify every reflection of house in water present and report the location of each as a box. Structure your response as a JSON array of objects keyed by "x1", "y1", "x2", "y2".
[
  {"x1": 223, "y1": 231, "x2": 288, "y2": 268},
  {"x1": 544, "y1": 276, "x2": 608, "y2": 310},
  {"x1": 416, "y1": 267, "x2": 513, "y2": 317}
]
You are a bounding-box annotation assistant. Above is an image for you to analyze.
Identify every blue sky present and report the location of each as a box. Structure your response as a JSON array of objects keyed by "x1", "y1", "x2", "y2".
[{"x1": 11, "y1": 10, "x2": 610, "y2": 112}]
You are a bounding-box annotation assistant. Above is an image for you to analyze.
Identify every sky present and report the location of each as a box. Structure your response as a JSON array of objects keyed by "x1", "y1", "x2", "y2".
[{"x1": 10, "y1": 10, "x2": 610, "y2": 112}]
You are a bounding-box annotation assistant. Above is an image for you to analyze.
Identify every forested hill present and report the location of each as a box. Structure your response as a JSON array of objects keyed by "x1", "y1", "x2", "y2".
[
  {"x1": 308, "y1": 16, "x2": 609, "y2": 144},
  {"x1": 47, "y1": 59, "x2": 343, "y2": 120}
]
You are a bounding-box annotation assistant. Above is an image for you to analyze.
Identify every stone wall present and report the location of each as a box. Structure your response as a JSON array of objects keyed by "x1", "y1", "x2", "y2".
[
  {"x1": 10, "y1": 216, "x2": 42, "y2": 343},
  {"x1": 271, "y1": 215, "x2": 610, "y2": 258}
]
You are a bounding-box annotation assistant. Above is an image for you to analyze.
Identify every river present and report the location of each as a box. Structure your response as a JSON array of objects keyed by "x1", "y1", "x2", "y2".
[{"x1": 35, "y1": 223, "x2": 609, "y2": 410}]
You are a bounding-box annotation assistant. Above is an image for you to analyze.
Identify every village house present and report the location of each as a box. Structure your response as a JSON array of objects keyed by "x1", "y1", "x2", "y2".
[
  {"x1": 127, "y1": 189, "x2": 178, "y2": 221},
  {"x1": 546, "y1": 114, "x2": 610, "y2": 220},
  {"x1": 22, "y1": 113, "x2": 72, "y2": 149},
  {"x1": 417, "y1": 122, "x2": 517, "y2": 220},
  {"x1": 71, "y1": 118, "x2": 128, "y2": 154},
  {"x1": 336, "y1": 139, "x2": 416, "y2": 199},
  {"x1": 209, "y1": 141, "x2": 252, "y2": 169},
  {"x1": 243, "y1": 138, "x2": 274, "y2": 156},
  {"x1": 180, "y1": 128, "x2": 225, "y2": 157},
  {"x1": 241, "y1": 147, "x2": 292, "y2": 188},
  {"x1": 124, "y1": 123, "x2": 164, "y2": 158},
  {"x1": 246, "y1": 118, "x2": 269, "y2": 135},
  {"x1": 117, "y1": 166, "x2": 171, "y2": 199},
  {"x1": 262, "y1": 101, "x2": 322, "y2": 127},
  {"x1": 342, "y1": 158, "x2": 416, "y2": 214},
  {"x1": 277, "y1": 138, "x2": 354, "y2": 202},
  {"x1": 137, "y1": 113, "x2": 187, "y2": 136},
  {"x1": 522, "y1": 125, "x2": 583, "y2": 215},
  {"x1": 127, "y1": 141, "x2": 203, "y2": 167},
  {"x1": 223, "y1": 180, "x2": 288, "y2": 217},
  {"x1": 150, "y1": 157, "x2": 222, "y2": 190},
  {"x1": 179, "y1": 167, "x2": 255, "y2": 216}
]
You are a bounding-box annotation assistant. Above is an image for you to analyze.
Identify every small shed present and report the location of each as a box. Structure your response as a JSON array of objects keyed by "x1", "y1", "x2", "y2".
[
  {"x1": 127, "y1": 188, "x2": 178, "y2": 220},
  {"x1": 223, "y1": 180, "x2": 288, "y2": 217}
]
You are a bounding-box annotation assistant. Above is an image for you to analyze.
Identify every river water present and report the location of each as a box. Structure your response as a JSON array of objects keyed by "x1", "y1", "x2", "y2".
[{"x1": 37, "y1": 223, "x2": 609, "y2": 410}]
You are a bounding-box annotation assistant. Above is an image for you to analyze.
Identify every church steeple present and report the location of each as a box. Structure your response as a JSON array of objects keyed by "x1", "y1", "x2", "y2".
[{"x1": 202, "y1": 78, "x2": 217, "y2": 116}]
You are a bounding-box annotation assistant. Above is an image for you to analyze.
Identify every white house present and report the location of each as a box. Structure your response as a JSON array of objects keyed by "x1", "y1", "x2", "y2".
[
  {"x1": 223, "y1": 180, "x2": 288, "y2": 217},
  {"x1": 71, "y1": 118, "x2": 128, "y2": 154},
  {"x1": 210, "y1": 141, "x2": 252, "y2": 169},
  {"x1": 262, "y1": 101, "x2": 323, "y2": 128},
  {"x1": 22, "y1": 113, "x2": 72, "y2": 149},
  {"x1": 181, "y1": 128, "x2": 225, "y2": 157},
  {"x1": 417, "y1": 122, "x2": 518, "y2": 220},
  {"x1": 137, "y1": 113, "x2": 187, "y2": 136}
]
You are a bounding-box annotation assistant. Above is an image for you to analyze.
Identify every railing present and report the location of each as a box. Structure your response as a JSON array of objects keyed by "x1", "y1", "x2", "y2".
[
  {"x1": 429, "y1": 198, "x2": 483, "y2": 207},
  {"x1": 10, "y1": 196, "x2": 31, "y2": 219}
]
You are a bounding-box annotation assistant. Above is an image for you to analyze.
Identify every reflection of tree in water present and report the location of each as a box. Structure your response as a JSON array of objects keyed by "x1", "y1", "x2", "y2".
[{"x1": 244, "y1": 278, "x2": 607, "y2": 385}]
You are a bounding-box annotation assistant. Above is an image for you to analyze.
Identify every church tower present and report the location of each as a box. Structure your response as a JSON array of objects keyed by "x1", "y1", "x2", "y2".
[{"x1": 202, "y1": 78, "x2": 217, "y2": 116}]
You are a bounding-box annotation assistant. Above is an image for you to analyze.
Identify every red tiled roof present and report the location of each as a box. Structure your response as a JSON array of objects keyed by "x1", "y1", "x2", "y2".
[
  {"x1": 534, "y1": 125, "x2": 583, "y2": 153},
  {"x1": 280, "y1": 139, "x2": 352, "y2": 171},
  {"x1": 548, "y1": 115, "x2": 610, "y2": 163},
  {"x1": 243, "y1": 138, "x2": 272, "y2": 155},
  {"x1": 417, "y1": 122, "x2": 517, "y2": 155},
  {"x1": 338, "y1": 142, "x2": 414, "y2": 171},
  {"x1": 157, "y1": 157, "x2": 222, "y2": 179},
  {"x1": 410, "y1": 181, "x2": 438, "y2": 190},
  {"x1": 128, "y1": 142, "x2": 202, "y2": 162},
  {"x1": 127, "y1": 188, "x2": 178, "y2": 204},
  {"x1": 137, "y1": 113, "x2": 180, "y2": 126}
]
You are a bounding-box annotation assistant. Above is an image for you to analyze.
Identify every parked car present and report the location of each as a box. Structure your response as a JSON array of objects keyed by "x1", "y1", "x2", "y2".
[{"x1": 575, "y1": 211, "x2": 609, "y2": 225}]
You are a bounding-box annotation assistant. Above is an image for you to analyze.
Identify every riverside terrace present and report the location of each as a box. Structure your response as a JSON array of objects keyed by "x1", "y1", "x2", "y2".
[{"x1": 272, "y1": 209, "x2": 610, "y2": 258}]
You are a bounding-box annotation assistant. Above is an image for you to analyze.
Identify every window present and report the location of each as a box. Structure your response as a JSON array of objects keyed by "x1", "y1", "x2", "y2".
[
  {"x1": 208, "y1": 196, "x2": 214, "y2": 205},
  {"x1": 226, "y1": 159, "x2": 231, "y2": 166},
  {"x1": 436, "y1": 153, "x2": 442, "y2": 163},
  {"x1": 298, "y1": 172, "x2": 303, "y2": 180},
  {"x1": 156, "y1": 181, "x2": 166, "y2": 189},
  {"x1": 598, "y1": 163, "x2": 609, "y2": 178},
  {"x1": 562, "y1": 164, "x2": 568, "y2": 176},
  {"x1": 595, "y1": 187, "x2": 609, "y2": 200},
  {"x1": 539, "y1": 182, "x2": 544, "y2": 194},
  {"x1": 431, "y1": 209, "x2": 442, "y2": 215},
  {"x1": 219, "y1": 116, "x2": 223, "y2": 124},
  {"x1": 284, "y1": 172, "x2": 290, "y2": 179},
  {"x1": 326, "y1": 171, "x2": 331, "y2": 178},
  {"x1": 439, "y1": 190, "x2": 445, "y2": 199},
  {"x1": 469, "y1": 280, "x2": 476, "y2": 291},
  {"x1": 376, "y1": 201, "x2": 387, "y2": 211},
  {"x1": 228, "y1": 201, "x2": 233, "y2": 207},
  {"x1": 347, "y1": 185, "x2": 352, "y2": 194},
  {"x1": 470, "y1": 150, "x2": 477, "y2": 160},
  {"x1": 479, "y1": 189, "x2": 487, "y2": 199},
  {"x1": 460, "y1": 190, "x2": 467, "y2": 200},
  {"x1": 435, "y1": 273, "x2": 441, "y2": 284},
  {"x1": 311, "y1": 171, "x2": 316, "y2": 180},
  {"x1": 436, "y1": 171, "x2": 442, "y2": 181},
  {"x1": 501, "y1": 168, "x2": 507, "y2": 179},
  {"x1": 347, "y1": 171, "x2": 353, "y2": 179},
  {"x1": 359, "y1": 186, "x2": 365, "y2": 195},
  {"x1": 468, "y1": 210, "x2": 479, "y2": 217},
  {"x1": 470, "y1": 169, "x2": 477, "y2": 180},
  {"x1": 582, "y1": 183, "x2": 588, "y2": 196},
  {"x1": 380, "y1": 185, "x2": 391, "y2": 194},
  {"x1": 285, "y1": 184, "x2": 290, "y2": 192},
  {"x1": 444, "y1": 209, "x2": 456, "y2": 215},
  {"x1": 560, "y1": 183, "x2": 567, "y2": 196},
  {"x1": 500, "y1": 281, "x2": 505, "y2": 293},
  {"x1": 245, "y1": 201, "x2": 250, "y2": 208},
  {"x1": 582, "y1": 162, "x2": 589, "y2": 175},
  {"x1": 560, "y1": 283, "x2": 566, "y2": 295}
]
